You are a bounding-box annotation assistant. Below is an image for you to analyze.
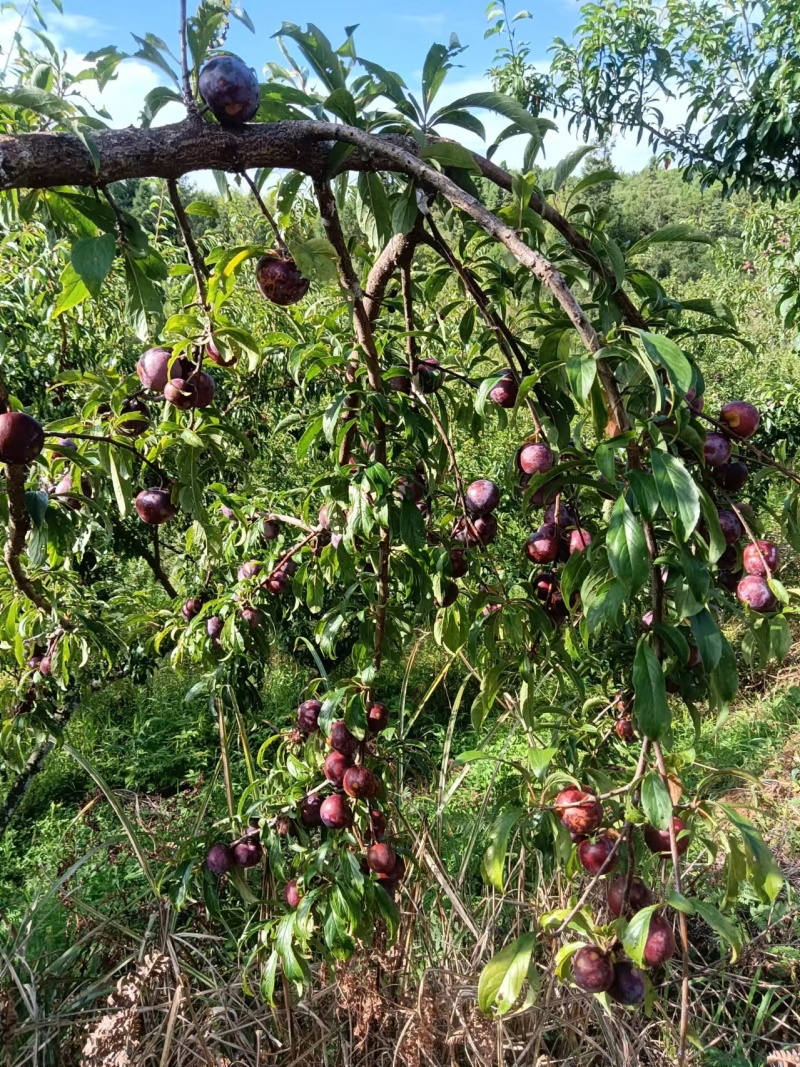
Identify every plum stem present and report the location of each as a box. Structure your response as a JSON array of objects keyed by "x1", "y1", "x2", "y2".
[{"x1": 240, "y1": 170, "x2": 290, "y2": 256}]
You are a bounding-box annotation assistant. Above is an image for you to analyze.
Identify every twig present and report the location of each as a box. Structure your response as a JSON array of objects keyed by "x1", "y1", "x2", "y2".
[
  {"x1": 44, "y1": 431, "x2": 168, "y2": 484},
  {"x1": 240, "y1": 171, "x2": 289, "y2": 255},
  {"x1": 3, "y1": 464, "x2": 56, "y2": 616},
  {"x1": 178, "y1": 0, "x2": 193, "y2": 111},
  {"x1": 268, "y1": 529, "x2": 318, "y2": 580},
  {"x1": 400, "y1": 260, "x2": 417, "y2": 372},
  {"x1": 167, "y1": 178, "x2": 210, "y2": 316},
  {"x1": 653, "y1": 741, "x2": 691, "y2": 1066}
]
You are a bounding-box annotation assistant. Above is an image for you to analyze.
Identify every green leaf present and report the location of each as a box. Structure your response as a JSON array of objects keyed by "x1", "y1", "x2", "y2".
[
  {"x1": 420, "y1": 142, "x2": 480, "y2": 172},
  {"x1": 446, "y1": 91, "x2": 556, "y2": 143},
  {"x1": 565, "y1": 353, "x2": 596, "y2": 403},
  {"x1": 641, "y1": 773, "x2": 673, "y2": 830},
  {"x1": 622, "y1": 905, "x2": 659, "y2": 967},
  {"x1": 636, "y1": 331, "x2": 693, "y2": 394},
  {"x1": 651, "y1": 450, "x2": 700, "y2": 540},
  {"x1": 666, "y1": 891, "x2": 742, "y2": 962},
  {"x1": 53, "y1": 262, "x2": 89, "y2": 317},
  {"x1": 391, "y1": 182, "x2": 419, "y2": 235},
  {"x1": 184, "y1": 200, "x2": 217, "y2": 217},
  {"x1": 287, "y1": 236, "x2": 338, "y2": 284},
  {"x1": 477, "y1": 932, "x2": 536, "y2": 1015},
  {"x1": 689, "y1": 609, "x2": 723, "y2": 671},
  {"x1": 356, "y1": 173, "x2": 392, "y2": 249},
  {"x1": 718, "y1": 804, "x2": 783, "y2": 903},
  {"x1": 606, "y1": 495, "x2": 648, "y2": 590},
  {"x1": 552, "y1": 145, "x2": 595, "y2": 191},
  {"x1": 628, "y1": 223, "x2": 713, "y2": 258},
  {"x1": 708, "y1": 633, "x2": 738, "y2": 712},
  {"x1": 633, "y1": 638, "x2": 671, "y2": 741},
  {"x1": 481, "y1": 808, "x2": 521, "y2": 891},
  {"x1": 70, "y1": 233, "x2": 116, "y2": 299}
]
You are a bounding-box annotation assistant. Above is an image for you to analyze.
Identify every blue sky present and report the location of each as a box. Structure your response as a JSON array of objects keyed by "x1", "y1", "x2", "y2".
[{"x1": 9, "y1": 1, "x2": 672, "y2": 177}]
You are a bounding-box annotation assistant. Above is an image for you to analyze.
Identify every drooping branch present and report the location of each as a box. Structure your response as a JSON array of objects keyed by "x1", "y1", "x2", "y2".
[{"x1": 167, "y1": 178, "x2": 209, "y2": 308}]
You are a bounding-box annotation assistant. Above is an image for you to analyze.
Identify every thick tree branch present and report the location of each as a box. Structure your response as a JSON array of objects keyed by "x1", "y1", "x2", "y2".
[{"x1": 364, "y1": 218, "x2": 423, "y2": 323}]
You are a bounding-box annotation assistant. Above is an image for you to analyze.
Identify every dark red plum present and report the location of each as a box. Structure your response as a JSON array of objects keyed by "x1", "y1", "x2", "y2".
[
  {"x1": 525, "y1": 524, "x2": 560, "y2": 564},
  {"x1": 737, "y1": 574, "x2": 776, "y2": 612},
  {"x1": 449, "y1": 549, "x2": 468, "y2": 578},
  {"x1": 555, "y1": 788, "x2": 602, "y2": 836},
  {"x1": 238, "y1": 561, "x2": 262, "y2": 581},
  {"x1": 644, "y1": 817, "x2": 690, "y2": 856},
  {"x1": 366, "y1": 702, "x2": 389, "y2": 732},
  {"x1": 300, "y1": 793, "x2": 323, "y2": 827},
  {"x1": 607, "y1": 875, "x2": 654, "y2": 917},
  {"x1": 343, "y1": 766, "x2": 379, "y2": 799},
  {"x1": 607, "y1": 960, "x2": 645, "y2": 1005},
  {"x1": 233, "y1": 836, "x2": 262, "y2": 867},
  {"x1": 367, "y1": 842, "x2": 397, "y2": 874},
  {"x1": 569, "y1": 528, "x2": 592, "y2": 554},
  {"x1": 713, "y1": 460, "x2": 749, "y2": 491},
  {"x1": 718, "y1": 509, "x2": 743, "y2": 544},
  {"x1": 255, "y1": 253, "x2": 310, "y2": 306},
  {"x1": 518, "y1": 442, "x2": 554, "y2": 476},
  {"x1": 164, "y1": 377, "x2": 197, "y2": 410},
  {"x1": 297, "y1": 699, "x2": 322, "y2": 734},
  {"x1": 615, "y1": 717, "x2": 635, "y2": 743},
  {"x1": 703, "y1": 432, "x2": 732, "y2": 467},
  {"x1": 323, "y1": 751, "x2": 352, "y2": 788},
  {"x1": 329, "y1": 720, "x2": 358, "y2": 756},
  {"x1": 283, "y1": 878, "x2": 301, "y2": 908},
  {"x1": 182, "y1": 597, "x2": 203, "y2": 622},
  {"x1": 119, "y1": 397, "x2": 150, "y2": 436},
  {"x1": 572, "y1": 946, "x2": 615, "y2": 993},
  {"x1": 0, "y1": 411, "x2": 44, "y2": 465},
  {"x1": 643, "y1": 914, "x2": 676, "y2": 967},
  {"x1": 198, "y1": 55, "x2": 260, "y2": 125},
  {"x1": 720, "y1": 401, "x2": 760, "y2": 439},
  {"x1": 577, "y1": 835, "x2": 618, "y2": 875},
  {"x1": 136, "y1": 347, "x2": 173, "y2": 391},
  {"x1": 320, "y1": 794, "x2": 353, "y2": 829},
  {"x1": 193, "y1": 371, "x2": 215, "y2": 409},
  {"x1": 206, "y1": 616, "x2": 224, "y2": 640},
  {"x1": 417, "y1": 357, "x2": 443, "y2": 393},
  {"x1": 489, "y1": 372, "x2": 518, "y2": 408},
  {"x1": 465, "y1": 478, "x2": 500, "y2": 516},
  {"x1": 262, "y1": 518, "x2": 280, "y2": 541},
  {"x1": 437, "y1": 581, "x2": 459, "y2": 608},
  {"x1": 743, "y1": 540, "x2": 780, "y2": 576},
  {"x1": 135, "y1": 488, "x2": 177, "y2": 525},
  {"x1": 206, "y1": 842, "x2": 233, "y2": 876}
]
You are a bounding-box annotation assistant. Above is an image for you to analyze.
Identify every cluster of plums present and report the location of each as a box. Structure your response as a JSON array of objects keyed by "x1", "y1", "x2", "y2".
[
  {"x1": 205, "y1": 696, "x2": 405, "y2": 906},
  {"x1": 554, "y1": 786, "x2": 688, "y2": 1003},
  {"x1": 695, "y1": 400, "x2": 781, "y2": 612}
]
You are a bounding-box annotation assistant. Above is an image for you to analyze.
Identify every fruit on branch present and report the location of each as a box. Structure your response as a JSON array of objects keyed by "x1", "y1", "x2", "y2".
[
  {"x1": 367, "y1": 843, "x2": 397, "y2": 874},
  {"x1": 713, "y1": 460, "x2": 749, "y2": 491},
  {"x1": 193, "y1": 371, "x2": 216, "y2": 409},
  {"x1": 233, "y1": 836, "x2": 263, "y2": 867},
  {"x1": 465, "y1": 478, "x2": 500, "y2": 516},
  {"x1": 416, "y1": 357, "x2": 443, "y2": 393},
  {"x1": 607, "y1": 875, "x2": 654, "y2": 917},
  {"x1": 0, "y1": 411, "x2": 44, "y2": 465},
  {"x1": 525, "y1": 524, "x2": 560, "y2": 564},
  {"x1": 577, "y1": 834, "x2": 618, "y2": 874},
  {"x1": 198, "y1": 55, "x2": 260, "y2": 126},
  {"x1": 237, "y1": 561, "x2": 262, "y2": 581},
  {"x1": 437, "y1": 581, "x2": 459, "y2": 608},
  {"x1": 743, "y1": 540, "x2": 780, "y2": 576},
  {"x1": 262, "y1": 518, "x2": 280, "y2": 541},
  {"x1": 135, "y1": 488, "x2": 177, "y2": 525},
  {"x1": 283, "y1": 878, "x2": 301, "y2": 908},
  {"x1": 544, "y1": 502, "x2": 577, "y2": 528},
  {"x1": 39, "y1": 655, "x2": 51, "y2": 676},
  {"x1": 370, "y1": 809, "x2": 386, "y2": 840},
  {"x1": 239, "y1": 606, "x2": 262, "y2": 628},
  {"x1": 737, "y1": 574, "x2": 776, "y2": 612},
  {"x1": 454, "y1": 513, "x2": 498, "y2": 547},
  {"x1": 206, "y1": 842, "x2": 233, "y2": 875},
  {"x1": 264, "y1": 571, "x2": 290, "y2": 595},
  {"x1": 607, "y1": 960, "x2": 646, "y2": 1005},
  {"x1": 297, "y1": 699, "x2": 322, "y2": 734},
  {"x1": 533, "y1": 571, "x2": 568, "y2": 622},
  {"x1": 275, "y1": 816, "x2": 293, "y2": 837},
  {"x1": 329, "y1": 720, "x2": 359, "y2": 756},
  {"x1": 300, "y1": 793, "x2": 323, "y2": 827},
  {"x1": 136, "y1": 347, "x2": 175, "y2": 392},
  {"x1": 49, "y1": 436, "x2": 76, "y2": 459},
  {"x1": 686, "y1": 387, "x2": 704, "y2": 414},
  {"x1": 449, "y1": 549, "x2": 468, "y2": 578},
  {"x1": 720, "y1": 401, "x2": 760, "y2": 439},
  {"x1": 343, "y1": 766, "x2": 379, "y2": 799},
  {"x1": 379, "y1": 852, "x2": 406, "y2": 884},
  {"x1": 54, "y1": 471, "x2": 91, "y2": 509},
  {"x1": 571, "y1": 946, "x2": 615, "y2": 993},
  {"x1": 206, "y1": 616, "x2": 224, "y2": 640},
  {"x1": 518, "y1": 442, "x2": 554, "y2": 476},
  {"x1": 615, "y1": 717, "x2": 635, "y2": 743},
  {"x1": 320, "y1": 794, "x2": 353, "y2": 830},
  {"x1": 207, "y1": 339, "x2": 236, "y2": 367},
  {"x1": 489, "y1": 371, "x2": 518, "y2": 408},
  {"x1": 164, "y1": 377, "x2": 197, "y2": 410},
  {"x1": 642, "y1": 913, "x2": 676, "y2": 967},
  {"x1": 396, "y1": 472, "x2": 427, "y2": 503},
  {"x1": 569, "y1": 528, "x2": 592, "y2": 554},
  {"x1": 555, "y1": 788, "x2": 602, "y2": 836},
  {"x1": 323, "y1": 751, "x2": 352, "y2": 787},
  {"x1": 644, "y1": 817, "x2": 690, "y2": 856},
  {"x1": 221, "y1": 504, "x2": 236, "y2": 520},
  {"x1": 119, "y1": 397, "x2": 150, "y2": 436},
  {"x1": 255, "y1": 253, "x2": 310, "y2": 306},
  {"x1": 703, "y1": 432, "x2": 732, "y2": 467},
  {"x1": 687, "y1": 644, "x2": 702, "y2": 668},
  {"x1": 718, "y1": 509, "x2": 743, "y2": 544},
  {"x1": 389, "y1": 374, "x2": 412, "y2": 393},
  {"x1": 366, "y1": 702, "x2": 389, "y2": 733},
  {"x1": 718, "y1": 544, "x2": 742, "y2": 572}
]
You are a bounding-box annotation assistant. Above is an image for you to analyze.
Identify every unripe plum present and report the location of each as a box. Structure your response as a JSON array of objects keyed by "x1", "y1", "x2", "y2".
[
  {"x1": 743, "y1": 540, "x2": 779, "y2": 576},
  {"x1": 643, "y1": 913, "x2": 676, "y2": 967},
  {"x1": 703, "y1": 432, "x2": 732, "y2": 467},
  {"x1": 577, "y1": 834, "x2": 618, "y2": 875},
  {"x1": 607, "y1": 875, "x2": 654, "y2": 917},
  {"x1": 555, "y1": 787, "x2": 602, "y2": 836},
  {"x1": 737, "y1": 574, "x2": 776, "y2": 612},
  {"x1": 607, "y1": 959, "x2": 645, "y2": 1005},
  {"x1": 343, "y1": 765, "x2": 379, "y2": 799},
  {"x1": 323, "y1": 751, "x2": 352, "y2": 787},
  {"x1": 644, "y1": 817, "x2": 690, "y2": 856},
  {"x1": 489, "y1": 372, "x2": 518, "y2": 408},
  {"x1": 255, "y1": 253, "x2": 310, "y2": 306},
  {"x1": 297, "y1": 699, "x2": 322, "y2": 733},
  {"x1": 366, "y1": 702, "x2": 389, "y2": 732},
  {"x1": 720, "y1": 401, "x2": 760, "y2": 439},
  {"x1": 198, "y1": 55, "x2": 260, "y2": 126},
  {"x1": 525, "y1": 524, "x2": 560, "y2": 564},
  {"x1": 518, "y1": 442, "x2": 554, "y2": 476},
  {"x1": 466, "y1": 478, "x2": 500, "y2": 516},
  {"x1": 329, "y1": 720, "x2": 358, "y2": 756},
  {"x1": 572, "y1": 946, "x2": 615, "y2": 993},
  {"x1": 320, "y1": 793, "x2": 353, "y2": 829},
  {"x1": 283, "y1": 878, "x2": 301, "y2": 908},
  {"x1": 135, "y1": 488, "x2": 177, "y2": 525}
]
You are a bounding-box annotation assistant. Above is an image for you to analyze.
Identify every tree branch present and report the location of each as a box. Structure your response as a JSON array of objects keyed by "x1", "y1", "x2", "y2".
[
  {"x1": 167, "y1": 178, "x2": 209, "y2": 311},
  {"x1": 4, "y1": 464, "x2": 54, "y2": 615}
]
